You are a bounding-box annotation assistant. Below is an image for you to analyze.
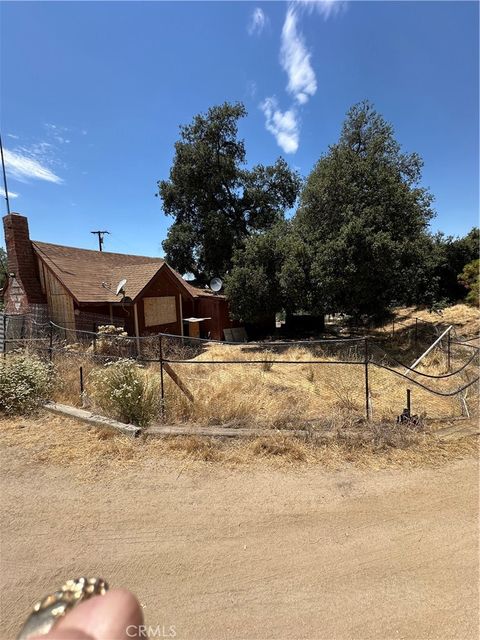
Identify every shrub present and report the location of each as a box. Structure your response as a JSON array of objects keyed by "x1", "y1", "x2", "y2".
[
  {"x1": 0, "y1": 354, "x2": 54, "y2": 415},
  {"x1": 458, "y1": 259, "x2": 479, "y2": 307},
  {"x1": 90, "y1": 325, "x2": 130, "y2": 357},
  {"x1": 89, "y1": 359, "x2": 160, "y2": 427}
]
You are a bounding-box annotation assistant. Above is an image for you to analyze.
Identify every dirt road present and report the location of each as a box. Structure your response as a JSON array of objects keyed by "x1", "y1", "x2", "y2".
[{"x1": 1, "y1": 449, "x2": 478, "y2": 639}]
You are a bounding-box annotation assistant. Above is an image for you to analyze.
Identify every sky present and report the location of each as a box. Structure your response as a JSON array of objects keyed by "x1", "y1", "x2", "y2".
[{"x1": 0, "y1": 0, "x2": 478, "y2": 258}]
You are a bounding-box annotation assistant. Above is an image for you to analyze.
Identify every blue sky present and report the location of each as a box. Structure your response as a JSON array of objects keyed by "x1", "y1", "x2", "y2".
[{"x1": 1, "y1": 1, "x2": 478, "y2": 258}]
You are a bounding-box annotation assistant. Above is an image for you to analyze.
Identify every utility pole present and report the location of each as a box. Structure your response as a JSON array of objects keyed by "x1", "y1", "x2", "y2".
[
  {"x1": 90, "y1": 230, "x2": 110, "y2": 252},
  {"x1": 0, "y1": 133, "x2": 11, "y2": 215}
]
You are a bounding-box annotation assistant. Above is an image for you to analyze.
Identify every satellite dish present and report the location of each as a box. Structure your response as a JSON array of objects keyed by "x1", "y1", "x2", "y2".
[
  {"x1": 116, "y1": 278, "x2": 127, "y2": 296},
  {"x1": 210, "y1": 277, "x2": 223, "y2": 293}
]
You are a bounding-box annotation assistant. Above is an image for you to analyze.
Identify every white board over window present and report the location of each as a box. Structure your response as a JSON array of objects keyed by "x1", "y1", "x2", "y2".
[{"x1": 144, "y1": 296, "x2": 177, "y2": 327}]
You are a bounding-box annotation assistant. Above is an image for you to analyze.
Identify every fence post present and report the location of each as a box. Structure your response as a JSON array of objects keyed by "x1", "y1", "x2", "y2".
[
  {"x1": 48, "y1": 322, "x2": 53, "y2": 362},
  {"x1": 159, "y1": 334, "x2": 165, "y2": 418},
  {"x1": 364, "y1": 337, "x2": 370, "y2": 421},
  {"x1": 92, "y1": 323, "x2": 97, "y2": 355},
  {"x1": 406, "y1": 388, "x2": 411, "y2": 417},
  {"x1": 392, "y1": 319, "x2": 395, "y2": 337},
  {"x1": 79, "y1": 366, "x2": 84, "y2": 395},
  {"x1": 447, "y1": 331, "x2": 451, "y2": 372}
]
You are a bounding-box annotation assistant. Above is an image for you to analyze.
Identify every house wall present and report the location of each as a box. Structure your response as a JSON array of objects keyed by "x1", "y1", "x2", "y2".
[
  {"x1": 136, "y1": 267, "x2": 191, "y2": 336},
  {"x1": 195, "y1": 296, "x2": 239, "y2": 340},
  {"x1": 42, "y1": 265, "x2": 76, "y2": 331}
]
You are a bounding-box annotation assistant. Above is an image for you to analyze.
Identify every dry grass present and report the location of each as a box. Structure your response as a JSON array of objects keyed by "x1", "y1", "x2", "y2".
[
  {"x1": 1, "y1": 412, "x2": 477, "y2": 476},
  {"x1": 9, "y1": 303, "x2": 476, "y2": 428},
  {"x1": 44, "y1": 337, "x2": 478, "y2": 427},
  {"x1": 162, "y1": 343, "x2": 476, "y2": 425},
  {"x1": 394, "y1": 304, "x2": 480, "y2": 338}
]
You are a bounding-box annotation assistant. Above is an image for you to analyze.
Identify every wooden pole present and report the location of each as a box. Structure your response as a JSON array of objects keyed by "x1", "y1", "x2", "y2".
[
  {"x1": 364, "y1": 337, "x2": 370, "y2": 421},
  {"x1": 159, "y1": 334, "x2": 165, "y2": 418},
  {"x1": 178, "y1": 294, "x2": 184, "y2": 337},
  {"x1": 133, "y1": 303, "x2": 141, "y2": 357},
  {"x1": 163, "y1": 362, "x2": 194, "y2": 403},
  {"x1": 49, "y1": 322, "x2": 53, "y2": 362}
]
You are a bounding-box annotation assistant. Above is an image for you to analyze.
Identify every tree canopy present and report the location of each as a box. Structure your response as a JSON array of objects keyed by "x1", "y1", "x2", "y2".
[
  {"x1": 430, "y1": 227, "x2": 479, "y2": 303},
  {"x1": 293, "y1": 100, "x2": 436, "y2": 318},
  {"x1": 160, "y1": 100, "x2": 477, "y2": 325},
  {"x1": 224, "y1": 221, "x2": 308, "y2": 322},
  {"x1": 158, "y1": 102, "x2": 301, "y2": 282},
  {"x1": 458, "y1": 258, "x2": 479, "y2": 307}
]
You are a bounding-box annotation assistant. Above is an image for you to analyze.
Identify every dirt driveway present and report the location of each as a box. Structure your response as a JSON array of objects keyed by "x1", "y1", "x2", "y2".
[{"x1": 1, "y1": 436, "x2": 478, "y2": 639}]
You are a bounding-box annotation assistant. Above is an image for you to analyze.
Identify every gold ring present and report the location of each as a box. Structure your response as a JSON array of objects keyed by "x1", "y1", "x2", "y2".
[{"x1": 17, "y1": 577, "x2": 108, "y2": 640}]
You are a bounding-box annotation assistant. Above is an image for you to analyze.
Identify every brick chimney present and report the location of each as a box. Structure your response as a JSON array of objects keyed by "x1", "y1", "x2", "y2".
[{"x1": 2, "y1": 213, "x2": 45, "y2": 313}]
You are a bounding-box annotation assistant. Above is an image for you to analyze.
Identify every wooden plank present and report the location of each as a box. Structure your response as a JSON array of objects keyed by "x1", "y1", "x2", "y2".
[
  {"x1": 44, "y1": 401, "x2": 141, "y2": 437},
  {"x1": 163, "y1": 362, "x2": 194, "y2": 402},
  {"x1": 146, "y1": 424, "x2": 309, "y2": 438}
]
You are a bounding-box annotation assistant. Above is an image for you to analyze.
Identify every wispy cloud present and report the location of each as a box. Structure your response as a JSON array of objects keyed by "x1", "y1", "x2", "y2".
[
  {"x1": 44, "y1": 123, "x2": 71, "y2": 145},
  {"x1": 0, "y1": 187, "x2": 19, "y2": 199},
  {"x1": 297, "y1": 0, "x2": 347, "y2": 20},
  {"x1": 7, "y1": 133, "x2": 19, "y2": 140},
  {"x1": 247, "y1": 7, "x2": 267, "y2": 36},
  {"x1": 281, "y1": 5, "x2": 317, "y2": 105},
  {"x1": 260, "y1": 1, "x2": 346, "y2": 153},
  {"x1": 261, "y1": 97, "x2": 299, "y2": 154},
  {"x1": 3, "y1": 148, "x2": 63, "y2": 184}
]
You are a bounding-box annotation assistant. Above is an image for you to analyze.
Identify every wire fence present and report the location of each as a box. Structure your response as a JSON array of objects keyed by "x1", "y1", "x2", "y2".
[{"x1": 1, "y1": 312, "x2": 479, "y2": 425}]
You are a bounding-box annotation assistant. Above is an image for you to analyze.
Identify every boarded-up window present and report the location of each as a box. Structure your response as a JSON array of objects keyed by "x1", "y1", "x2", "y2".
[{"x1": 144, "y1": 296, "x2": 177, "y2": 327}]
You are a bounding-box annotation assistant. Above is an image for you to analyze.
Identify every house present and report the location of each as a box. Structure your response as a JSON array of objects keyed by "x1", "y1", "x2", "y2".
[{"x1": 2, "y1": 212, "x2": 238, "y2": 341}]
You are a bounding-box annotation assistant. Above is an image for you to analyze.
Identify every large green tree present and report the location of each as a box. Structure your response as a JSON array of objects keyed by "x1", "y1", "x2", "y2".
[
  {"x1": 158, "y1": 102, "x2": 301, "y2": 282},
  {"x1": 294, "y1": 101, "x2": 435, "y2": 318},
  {"x1": 224, "y1": 221, "x2": 308, "y2": 322}
]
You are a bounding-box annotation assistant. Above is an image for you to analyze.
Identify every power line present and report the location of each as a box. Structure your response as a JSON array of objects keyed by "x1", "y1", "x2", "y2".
[{"x1": 90, "y1": 230, "x2": 110, "y2": 252}]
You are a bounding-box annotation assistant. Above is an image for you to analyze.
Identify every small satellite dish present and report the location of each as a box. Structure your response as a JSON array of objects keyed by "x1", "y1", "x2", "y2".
[
  {"x1": 210, "y1": 277, "x2": 223, "y2": 293},
  {"x1": 116, "y1": 278, "x2": 127, "y2": 296}
]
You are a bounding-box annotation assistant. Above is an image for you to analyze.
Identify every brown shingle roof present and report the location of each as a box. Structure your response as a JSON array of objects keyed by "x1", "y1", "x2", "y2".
[{"x1": 32, "y1": 241, "x2": 220, "y2": 303}]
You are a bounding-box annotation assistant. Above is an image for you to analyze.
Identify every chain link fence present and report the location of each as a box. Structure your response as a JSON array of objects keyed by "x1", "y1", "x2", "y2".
[{"x1": 1, "y1": 312, "x2": 478, "y2": 426}]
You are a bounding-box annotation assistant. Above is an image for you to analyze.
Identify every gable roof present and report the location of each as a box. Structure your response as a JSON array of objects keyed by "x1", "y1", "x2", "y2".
[{"x1": 32, "y1": 241, "x2": 215, "y2": 303}]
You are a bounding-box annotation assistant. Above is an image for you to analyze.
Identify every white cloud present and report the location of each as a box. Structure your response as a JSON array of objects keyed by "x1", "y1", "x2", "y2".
[
  {"x1": 281, "y1": 5, "x2": 317, "y2": 105},
  {"x1": 3, "y1": 148, "x2": 63, "y2": 184},
  {"x1": 260, "y1": 1, "x2": 346, "y2": 152},
  {"x1": 261, "y1": 97, "x2": 299, "y2": 154},
  {"x1": 0, "y1": 187, "x2": 19, "y2": 199},
  {"x1": 248, "y1": 7, "x2": 267, "y2": 36},
  {"x1": 297, "y1": 0, "x2": 347, "y2": 20},
  {"x1": 7, "y1": 133, "x2": 19, "y2": 140}
]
